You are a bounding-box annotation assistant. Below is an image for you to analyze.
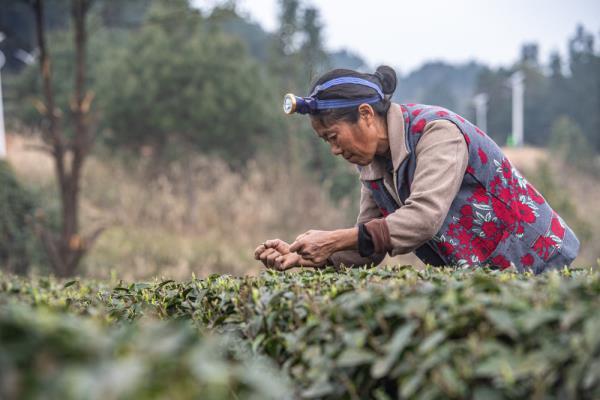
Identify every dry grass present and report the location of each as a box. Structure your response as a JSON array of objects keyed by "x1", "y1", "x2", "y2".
[
  {"x1": 6, "y1": 134, "x2": 598, "y2": 277},
  {"x1": 7, "y1": 133, "x2": 352, "y2": 279}
]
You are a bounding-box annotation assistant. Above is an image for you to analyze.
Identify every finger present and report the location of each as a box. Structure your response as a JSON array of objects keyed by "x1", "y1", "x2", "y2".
[
  {"x1": 254, "y1": 244, "x2": 266, "y2": 259},
  {"x1": 294, "y1": 231, "x2": 309, "y2": 242},
  {"x1": 265, "y1": 239, "x2": 290, "y2": 254},
  {"x1": 279, "y1": 254, "x2": 301, "y2": 271},
  {"x1": 299, "y1": 257, "x2": 322, "y2": 268},
  {"x1": 259, "y1": 248, "x2": 277, "y2": 266},
  {"x1": 289, "y1": 240, "x2": 303, "y2": 253},
  {"x1": 274, "y1": 254, "x2": 287, "y2": 270},
  {"x1": 266, "y1": 251, "x2": 280, "y2": 268},
  {"x1": 264, "y1": 239, "x2": 281, "y2": 248}
]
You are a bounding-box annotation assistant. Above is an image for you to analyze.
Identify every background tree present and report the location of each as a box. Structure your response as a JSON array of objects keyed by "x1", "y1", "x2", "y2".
[
  {"x1": 567, "y1": 25, "x2": 600, "y2": 151},
  {"x1": 31, "y1": 0, "x2": 102, "y2": 277},
  {"x1": 98, "y1": 0, "x2": 277, "y2": 165}
]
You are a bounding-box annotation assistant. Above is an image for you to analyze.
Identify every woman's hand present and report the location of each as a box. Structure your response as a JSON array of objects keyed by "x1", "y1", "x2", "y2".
[
  {"x1": 289, "y1": 230, "x2": 338, "y2": 265},
  {"x1": 273, "y1": 252, "x2": 326, "y2": 271},
  {"x1": 254, "y1": 239, "x2": 290, "y2": 269},
  {"x1": 254, "y1": 238, "x2": 326, "y2": 271}
]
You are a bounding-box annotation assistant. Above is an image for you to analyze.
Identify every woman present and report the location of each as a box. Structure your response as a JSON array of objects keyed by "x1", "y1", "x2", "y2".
[{"x1": 254, "y1": 66, "x2": 580, "y2": 274}]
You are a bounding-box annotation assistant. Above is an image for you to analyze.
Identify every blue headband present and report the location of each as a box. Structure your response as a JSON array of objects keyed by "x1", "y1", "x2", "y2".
[
  {"x1": 310, "y1": 77, "x2": 384, "y2": 98},
  {"x1": 283, "y1": 76, "x2": 385, "y2": 115}
]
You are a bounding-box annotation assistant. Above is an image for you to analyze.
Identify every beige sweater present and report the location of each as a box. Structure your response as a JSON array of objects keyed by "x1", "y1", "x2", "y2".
[{"x1": 329, "y1": 103, "x2": 469, "y2": 267}]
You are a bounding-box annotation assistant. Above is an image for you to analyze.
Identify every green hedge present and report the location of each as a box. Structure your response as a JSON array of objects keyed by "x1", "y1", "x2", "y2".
[
  {"x1": 0, "y1": 303, "x2": 291, "y2": 400},
  {"x1": 0, "y1": 160, "x2": 36, "y2": 274},
  {"x1": 1, "y1": 266, "x2": 599, "y2": 399}
]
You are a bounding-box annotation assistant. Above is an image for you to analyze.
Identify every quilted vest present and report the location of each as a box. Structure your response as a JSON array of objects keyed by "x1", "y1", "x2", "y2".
[{"x1": 363, "y1": 103, "x2": 580, "y2": 274}]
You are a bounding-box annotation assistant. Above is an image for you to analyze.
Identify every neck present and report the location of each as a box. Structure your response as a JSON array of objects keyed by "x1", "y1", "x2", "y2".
[{"x1": 374, "y1": 118, "x2": 390, "y2": 156}]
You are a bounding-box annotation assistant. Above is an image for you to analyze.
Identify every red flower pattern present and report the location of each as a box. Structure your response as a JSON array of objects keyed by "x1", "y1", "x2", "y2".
[
  {"x1": 521, "y1": 253, "x2": 534, "y2": 267},
  {"x1": 439, "y1": 241, "x2": 455, "y2": 256},
  {"x1": 527, "y1": 183, "x2": 545, "y2": 204},
  {"x1": 367, "y1": 105, "x2": 568, "y2": 271},
  {"x1": 500, "y1": 159, "x2": 512, "y2": 180},
  {"x1": 498, "y1": 187, "x2": 512, "y2": 204},
  {"x1": 490, "y1": 255, "x2": 511, "y2": 269},
  {"x1": 472, "y1": 186, "x2": 489, "y2": 203},
  {"x1": 457, "y1": 230, "x2": 472, "y2": 247},
  {"x1": 551, "y1": 215, "x2": 565, "y2": 237},
  {"x1": 478, "y1": 148, "x2": 488, "y2": 164},
  {"x1": 459, "y1": 215, "x2": 473, "y2": 230},
  {"x1": 482, "y1": 221, "x2": 498, "y2": 238},
  {"x1": 411, "y1": 119, "x2": 426, "y2": 134},
  {"x1": 515, "y1": 201, "x2": 536, "y2": 224},
  {"x1": 533, "y1": 235, "x2": 556, "y2": 260}
]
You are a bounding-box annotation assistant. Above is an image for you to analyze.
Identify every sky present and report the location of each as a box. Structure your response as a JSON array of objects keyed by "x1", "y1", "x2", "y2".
[{"x1": 198, "y1": 0, "x2": 600, "y2": 75}]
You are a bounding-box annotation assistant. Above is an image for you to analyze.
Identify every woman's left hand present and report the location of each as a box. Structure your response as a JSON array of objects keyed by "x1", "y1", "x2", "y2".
[{"x1": 289, "y1": 230, "x2": 338, "y2": 264}]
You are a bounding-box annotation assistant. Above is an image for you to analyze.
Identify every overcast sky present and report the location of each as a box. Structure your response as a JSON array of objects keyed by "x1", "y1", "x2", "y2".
[{"x1": 199, "y1": 0, "x2": 600, "y2": 74}]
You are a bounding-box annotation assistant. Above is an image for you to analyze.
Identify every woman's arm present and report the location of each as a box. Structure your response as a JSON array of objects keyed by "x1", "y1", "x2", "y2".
[
  {"x1": 288, "y1": 185, "x2": 386, "y2": 268},
  {"x1": 327, "y1": 184, "x2": 388, "y2": 267},
  {"x1": 364, "y1": 119, "x2": 469, "y2": 256}
]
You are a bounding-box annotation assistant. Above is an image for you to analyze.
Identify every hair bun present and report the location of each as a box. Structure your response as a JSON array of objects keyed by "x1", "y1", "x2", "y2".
[{"x1": 374, "y1": 65, "x2": 397, "y2": 96}]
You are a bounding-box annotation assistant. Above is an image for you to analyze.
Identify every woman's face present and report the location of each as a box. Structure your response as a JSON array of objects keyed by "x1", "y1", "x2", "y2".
[{"x1": 310, "y1": 108, "x2": 381, "y2": 166}]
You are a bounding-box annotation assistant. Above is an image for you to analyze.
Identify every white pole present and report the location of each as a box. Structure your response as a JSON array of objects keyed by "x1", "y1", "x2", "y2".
[
  {"x1": 510, "y1": 71, "x2": 525, "y2": 147},
  {"x1": 0, "y1": 50, "x2": 6, "y2": 159},
  {"x1": 473, "y1": 93, "x2": 488, "y2": 133}
]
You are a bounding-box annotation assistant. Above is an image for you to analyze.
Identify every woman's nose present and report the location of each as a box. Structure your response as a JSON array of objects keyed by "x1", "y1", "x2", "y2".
[{"x1": 330, "y1": 143, "x2": 343, "y2": 156}]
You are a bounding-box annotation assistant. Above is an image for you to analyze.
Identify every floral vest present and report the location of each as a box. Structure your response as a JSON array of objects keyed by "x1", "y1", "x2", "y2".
[{"x1": 364, "y1": 103, "x2": 580, "y2": 273}]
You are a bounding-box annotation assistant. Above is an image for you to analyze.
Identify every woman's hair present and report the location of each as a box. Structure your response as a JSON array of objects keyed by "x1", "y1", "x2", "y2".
[{"x1": 309, "y1": 65, "x2": 397, "y2": 127}]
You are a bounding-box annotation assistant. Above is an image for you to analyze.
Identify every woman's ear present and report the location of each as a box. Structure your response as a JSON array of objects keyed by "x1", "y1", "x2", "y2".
[{"x1": 358, "y1": 104, "x2": 375, "y2": 126}]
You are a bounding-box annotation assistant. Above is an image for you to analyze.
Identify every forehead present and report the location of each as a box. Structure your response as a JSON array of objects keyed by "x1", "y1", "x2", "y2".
[{"x1": 310, "y1": 117, "x2": 344, "y2": 137}]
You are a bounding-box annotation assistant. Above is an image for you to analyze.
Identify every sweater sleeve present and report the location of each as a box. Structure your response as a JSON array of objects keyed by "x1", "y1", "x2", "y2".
[
  {"x1": 328, "y1": 185, "x2": 387, "y2": 268},
  {"x1": 365, "y1": 119, "x2": 469, "y2": 256}
]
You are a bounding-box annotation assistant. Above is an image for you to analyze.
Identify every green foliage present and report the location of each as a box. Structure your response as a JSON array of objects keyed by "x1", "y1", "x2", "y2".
[
  {"x1": 0, "y1": 303, "x2": 291, "y2": 399},
  {"x1": 8, "y1": 24, "x2": 130, "y2": 136},
  {"x1": 1, "y1": 266, "x2": 599, "y2": 399},
  {"x1": 474, "y1": 66, "x2": 513, "y2": 143},
  {"x1": 396, "y1": 61, "x2": 484, "y2": 116},
  {"x1": 97, "y1": 0, "x2": 279, "y2": 165},
  {"x1": 476, "y1": 25, "x2": 600, "y2": 151},
  {"x1": 549, "y1": 115, "x2": 597, "y2": 174},
  {"x1": 0, "y1": 161, "x2": 36, "y2": 274}
]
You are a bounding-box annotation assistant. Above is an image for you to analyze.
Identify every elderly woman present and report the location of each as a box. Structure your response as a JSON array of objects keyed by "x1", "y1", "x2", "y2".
[{"x1": 254, "y1": 66, "x2": 580, "y2": 274}]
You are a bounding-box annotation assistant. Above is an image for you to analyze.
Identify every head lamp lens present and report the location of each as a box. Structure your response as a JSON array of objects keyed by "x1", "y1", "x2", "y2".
[{"x1": 283, "y1": 94, "x2": 297, "y2": 114}]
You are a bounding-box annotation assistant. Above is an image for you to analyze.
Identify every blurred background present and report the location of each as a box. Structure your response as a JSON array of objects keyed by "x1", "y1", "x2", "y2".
[{"x1": 0, "y1": 0, "x2": 599, "y2": 279}]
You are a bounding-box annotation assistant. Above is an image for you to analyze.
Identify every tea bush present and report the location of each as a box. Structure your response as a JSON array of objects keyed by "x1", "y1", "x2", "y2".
[{"x1": 1, "y1": 265, "x2": 599, "y2": 399}]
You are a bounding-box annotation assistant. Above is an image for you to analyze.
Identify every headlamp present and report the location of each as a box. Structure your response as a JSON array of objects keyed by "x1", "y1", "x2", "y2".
[
  {"x1": 282, "y1": 76, "x2": 385, "y2": 115},
  {"x1": 283, "y1": 94, "x2": 318, "y2": 115},
  {"x1": 283, "y1": 93, "x2": 297, "y2": 114}
]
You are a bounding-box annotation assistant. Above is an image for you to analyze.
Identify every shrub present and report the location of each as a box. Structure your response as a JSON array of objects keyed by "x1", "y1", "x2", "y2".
[
  {"x1": 1, "y1": 266, "x2": 599, "y2": 399},
  {"x1": 0, "y1": 161, "x2": 37, "y2": 274},
  {"x1": 549, "y1": 115, "x2": 598, "y2": 175}
]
